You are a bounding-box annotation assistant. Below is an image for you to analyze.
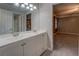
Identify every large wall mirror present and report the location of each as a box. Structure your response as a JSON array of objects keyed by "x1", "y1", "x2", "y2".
[{"x1": 0, "y1": 3, "x2": 39, "y2": 35}]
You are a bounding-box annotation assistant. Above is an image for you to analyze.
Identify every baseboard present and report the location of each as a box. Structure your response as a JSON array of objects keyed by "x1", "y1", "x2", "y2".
[{"x1": 55, "y1": 32, "x2": 79, "y2": 36}]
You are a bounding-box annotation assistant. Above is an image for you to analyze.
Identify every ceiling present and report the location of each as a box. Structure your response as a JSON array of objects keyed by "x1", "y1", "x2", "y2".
[{"x1": 53, "y1": 3, "x2": 79, "y2": 17}]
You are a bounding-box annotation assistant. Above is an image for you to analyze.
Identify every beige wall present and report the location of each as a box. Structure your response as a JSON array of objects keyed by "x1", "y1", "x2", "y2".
[{"x1": 58, "y1": 16, "x2": 79, "y2": 34}]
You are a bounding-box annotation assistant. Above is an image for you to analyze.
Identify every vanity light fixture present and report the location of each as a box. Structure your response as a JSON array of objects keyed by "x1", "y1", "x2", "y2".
[
  {"x1": 21, "y1": 4, "x2": 25, "y2": 8},
  {"x1": 30, "y1": 8, "x2": 33, "y2": 11},
  {"x1": 14, "y1": 3, "x2": 20, "y2": 7},
  {"x1": 26, "y1": 6, "x2": 30, "y2": 9},
  {"x1": 33, "y1": 6, "x2": 37, "y2": 9},
  {"x1": 14, "y1": 3, "x2": 37, "y2": 11},
  {"x1": 29, "y1": 4, "x2": 33, "y2": 7}
]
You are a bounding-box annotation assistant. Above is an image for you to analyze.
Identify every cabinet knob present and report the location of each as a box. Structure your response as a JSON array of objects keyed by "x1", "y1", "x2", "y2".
[
  {"x1": 24, "y1": 43, "x2": 26, "y2": 45},
  {"x1": 21, "y1": 43, "x2": 26, "y2": 46}
]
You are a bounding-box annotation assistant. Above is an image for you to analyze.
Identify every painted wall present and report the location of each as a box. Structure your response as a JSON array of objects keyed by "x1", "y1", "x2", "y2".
[
  {"x1": 58, "y1": 16, "x2": 79, "y2": 34},
  {"x1": 39, "y1": 3, "x2": 53, "y2": 51}
]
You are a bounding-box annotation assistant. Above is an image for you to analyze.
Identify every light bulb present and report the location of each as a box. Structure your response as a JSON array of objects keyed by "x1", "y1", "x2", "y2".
[
  {"x1": 14, "y1": 3, "x2": 19, "y2": 7},
  {"x1": 30, "y1": 8, "x2": 33, "y2": 11},
  {"x1": 26, "y1": 6, "x2": 30, "y2": 9},
  {"x1": 33, "y1": 6, "x2": 37, "y2": 9},
  {"x1": 29, "y1": 4, "x2": 33, "y2": 7},
  {"x1": 21, "y1": 4, "x2": 25, "y2": 8}
]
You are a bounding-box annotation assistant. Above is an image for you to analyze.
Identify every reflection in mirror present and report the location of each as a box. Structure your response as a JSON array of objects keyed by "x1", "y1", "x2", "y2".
[
  {"x1": 13, "y1": 14, "x2": 20, "y2": 32},
  {"x1": 0, "y1": 3, "x2": 38, "y2": 35},
  {"x1": 26, "y1": 13, "x2": 31, "y2": 31}
]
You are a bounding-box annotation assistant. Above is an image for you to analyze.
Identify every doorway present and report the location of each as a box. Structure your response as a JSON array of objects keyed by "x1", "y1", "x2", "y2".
[{"x1": 52, "y1": 3, "x2": 79, "y2": 56}]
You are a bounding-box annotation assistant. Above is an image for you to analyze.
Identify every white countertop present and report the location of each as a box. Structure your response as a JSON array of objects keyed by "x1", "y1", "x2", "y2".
[{"x1": 0, "y1": 30, "x2": 47, "y2": 47}]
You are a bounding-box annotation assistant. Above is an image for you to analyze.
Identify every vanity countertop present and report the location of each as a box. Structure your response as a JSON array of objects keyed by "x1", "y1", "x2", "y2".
[{"x1": 0, "y1": 30, "x2": 47, "y2": 47}]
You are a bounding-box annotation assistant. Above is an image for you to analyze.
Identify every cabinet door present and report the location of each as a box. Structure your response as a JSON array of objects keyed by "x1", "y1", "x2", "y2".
[
  {"x1": 0, "y1": 41, "x2": 23, "y2": 56},
  {"x1": 42, "y1": 33, "x2": 48, "y2": 51},
  {"x1": 23, "y1": 35, "x2": 44, "y2": 56}
]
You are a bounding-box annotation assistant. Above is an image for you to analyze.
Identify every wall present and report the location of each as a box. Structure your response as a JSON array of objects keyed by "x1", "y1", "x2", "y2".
[
  {"x1": 58, "y1": 16, "x2": 79, "y2": 34},
  {"x1": 39, "y1": 3, "x2": 53, "y2": 51}
]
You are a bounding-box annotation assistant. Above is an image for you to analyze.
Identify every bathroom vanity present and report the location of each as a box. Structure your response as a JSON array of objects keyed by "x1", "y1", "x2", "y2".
[{"x1": 0, "y1": 30, "x2": 48, "y2": 56}]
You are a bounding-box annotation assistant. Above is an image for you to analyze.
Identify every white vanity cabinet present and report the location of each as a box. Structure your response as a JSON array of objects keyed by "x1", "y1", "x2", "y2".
[
  {"x1": 23, "y1": 34, "x2": 44, "y2": 56},
  {"x1": 0, "y1": 41, "x2": 23, "y2": 56},
  {"x1": 41, "y1": 32, "x2": 48, "y2": 52},
  {"x1": 22, "y1": 33, "x2": 48, "y2": 56},
  {"x1": 0, "y1": 32, "x2": 48, "y2": 56}
]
